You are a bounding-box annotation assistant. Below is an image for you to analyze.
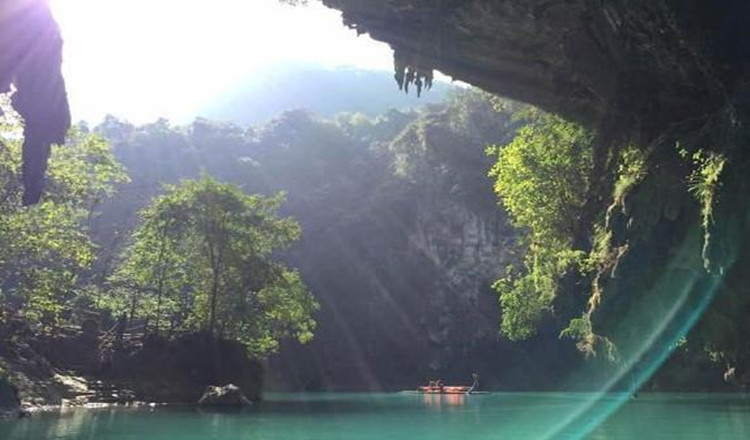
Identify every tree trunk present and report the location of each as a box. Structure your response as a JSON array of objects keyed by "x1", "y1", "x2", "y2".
[
  {"x1": 154, "y1": 228, "x2": 169, "y2": 336},
  {"x1": 208, "y1": 269, "x2": 219, "y2": 336}
]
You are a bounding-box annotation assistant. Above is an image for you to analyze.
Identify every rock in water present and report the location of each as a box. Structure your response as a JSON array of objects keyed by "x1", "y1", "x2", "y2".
[{"x1": 197, "y1": 384, "x2": 252, "y2": 407}]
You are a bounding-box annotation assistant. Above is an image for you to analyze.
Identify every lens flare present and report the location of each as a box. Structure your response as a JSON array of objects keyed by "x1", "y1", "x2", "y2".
[{"x1": 540, "y1": 225, "x2": 731, "y2": 439}]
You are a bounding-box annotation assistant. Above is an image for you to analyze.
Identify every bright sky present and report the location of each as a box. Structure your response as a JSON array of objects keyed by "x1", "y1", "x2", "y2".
[{"x1": 49, "y1": 0, "x2": 395, "y2": 124}]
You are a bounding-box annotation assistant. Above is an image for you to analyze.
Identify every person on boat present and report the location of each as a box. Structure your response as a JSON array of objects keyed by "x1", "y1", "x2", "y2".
[{"x1": 468, "y1": 373, "x2": 479, "y2": 392}]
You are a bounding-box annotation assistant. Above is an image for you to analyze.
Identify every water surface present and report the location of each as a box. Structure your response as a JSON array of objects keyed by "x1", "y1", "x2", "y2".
[{"x1": 2, "y1": 392, "x2": 750, "y2": 439}]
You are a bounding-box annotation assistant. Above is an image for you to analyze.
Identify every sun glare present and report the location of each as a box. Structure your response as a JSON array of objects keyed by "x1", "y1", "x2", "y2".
[{"x1": 48, "y1": 0, "x2": 394, "y2": 124}]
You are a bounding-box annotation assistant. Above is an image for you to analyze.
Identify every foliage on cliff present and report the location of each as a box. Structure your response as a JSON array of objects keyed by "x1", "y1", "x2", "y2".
[
  {"x1": 488, "y1": 109, "x2": 593, "y2": 340},
  {"x1": 309, "y1": 0, "x2": 750, "y2": 382},
  {"x1": 483, "y1": 70, "x2": 750, "y2": 387}
]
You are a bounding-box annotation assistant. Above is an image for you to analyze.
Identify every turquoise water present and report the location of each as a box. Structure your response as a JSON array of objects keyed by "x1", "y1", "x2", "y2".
[{"x1": 2, "y1": 392, "x2": 750, "y2": 439}]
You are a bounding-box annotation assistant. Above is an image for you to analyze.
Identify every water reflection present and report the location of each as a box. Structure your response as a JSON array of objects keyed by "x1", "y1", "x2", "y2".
[
  {"x1": 2, "y1": 393, "x2": 750, "y2": 440},
  {"x1": 421, "y1": 393, "x2": 467, "y2": 408}
]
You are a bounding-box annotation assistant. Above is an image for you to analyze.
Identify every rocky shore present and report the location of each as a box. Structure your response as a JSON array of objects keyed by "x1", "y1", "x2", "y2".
[{"x1": 0, "y1": 327, "x2": 263, "y2": 419}]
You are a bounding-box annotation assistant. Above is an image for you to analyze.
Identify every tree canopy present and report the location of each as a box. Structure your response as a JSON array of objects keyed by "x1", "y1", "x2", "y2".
[
  {"x1": 0, "y1": 97, "x2": 127, "y2": 328},
  {"x1": 108, "y1": 177, "x2": 318, "y2": 356}
]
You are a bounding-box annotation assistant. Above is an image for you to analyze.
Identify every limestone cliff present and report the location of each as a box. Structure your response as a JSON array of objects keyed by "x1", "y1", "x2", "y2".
[
  {"x1": 265, "y1": 95, "x2": 580, "y2": 391},
  {"x1": 320, "y1": 0, "x2": 750, "y2": 380}
]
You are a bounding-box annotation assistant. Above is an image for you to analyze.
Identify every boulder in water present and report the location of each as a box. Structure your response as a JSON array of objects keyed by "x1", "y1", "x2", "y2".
[{"x1": 197, "y1": 384, "x2": 251, "y2": 407}]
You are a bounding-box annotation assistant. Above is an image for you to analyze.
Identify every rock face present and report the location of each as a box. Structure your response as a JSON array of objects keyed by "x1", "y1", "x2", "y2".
[
  {"x1": 324, "y1": 0, "x2": 749, "y2": 138},
  {"x1": 0, "y1": 329, "x2": 264, "y2": 408},
  {"x1": 0, "y1": 333, "x2": 84, "y2": 409},
  {"x1": 102, "y1": 334, "x2": 264, "y2": 403},
  {"x1": 0, "y1": 378, "x2": 20, "y2": 420},
  {"x1": 325, "y1": 0, "x2": 606, "y2": 124},
  {"x1": 265, "y1": 95, "x2": 582, "y2": 391},
  {"x1": 197, "y1": 384, "x2": 252, "y2": 407},
  {"x1": 319, "y1": 0, "x2": 750, "y2": 383}
]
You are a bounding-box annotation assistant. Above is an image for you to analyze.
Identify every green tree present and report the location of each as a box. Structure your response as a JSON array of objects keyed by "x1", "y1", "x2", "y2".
[
  {"x1": 0, "y1": 98, "x2": 128, "y2": 329},
  {"x1": 109, "y1": 177, "x2": 317, "y2": 356}
]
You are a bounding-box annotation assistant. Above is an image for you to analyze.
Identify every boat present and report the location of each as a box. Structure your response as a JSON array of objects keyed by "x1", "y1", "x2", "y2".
[
  {"x1": 412, "y1": 374, "x2": 481, "y2": 395},
  {"x1": 417, "y1": 385, "x2": 472, "y2": 394}
]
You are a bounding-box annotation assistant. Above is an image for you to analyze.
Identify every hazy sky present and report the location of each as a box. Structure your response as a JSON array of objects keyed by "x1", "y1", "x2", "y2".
[{"x1": 49, "y1": 0, "x2": 396, "y2": 124}]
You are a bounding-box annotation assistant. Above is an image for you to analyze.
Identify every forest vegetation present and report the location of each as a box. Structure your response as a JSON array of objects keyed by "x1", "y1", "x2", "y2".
[
  {"x1": 0, "y1": 4, "x2": 749, "y2": 439},
  {"x1": 0, "y1": 86, "x2": 737, "y2": 398},
  {"x1": 0, "y1": 96, "x2": 317, "y2": 360}
]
